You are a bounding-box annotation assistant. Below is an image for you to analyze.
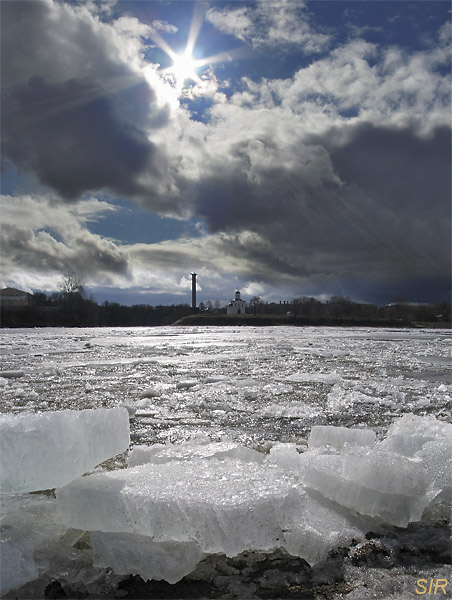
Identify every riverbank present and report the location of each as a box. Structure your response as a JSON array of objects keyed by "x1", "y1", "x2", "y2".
[{"x1": 174, "y1": 314, "x2": 449, "y2": 328}]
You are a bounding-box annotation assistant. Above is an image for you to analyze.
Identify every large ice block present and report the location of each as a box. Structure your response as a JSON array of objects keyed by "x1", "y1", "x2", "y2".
[
  {"x1": 56, "y1": 456, "x2": 365, "y2": 566},
  {"x1": 91, "y1": 532, "x2": 205, "y2": 584},
  {"x1": 128, "y1": 439, "x2": 263, "y2": 468},
  {"x1": 57, "y1": 459, "x2": 298, "y2": 557},
  {"x1": 297, "y1": 449, "x2": 432, "y2": 527},
  {"x1": 281, "y1": 488, "x2": 366, "y2": 566},
  {"x1": 0, "y1": 494, "x2": 66, "y2": 595},
  {"x1": 0, "y1": 407, "x2": 130, "y2": 493},
  {"x1": 380, "y1": 413, "x2": 452, "y2": 457},
  {"x1": 416, "y1": 438, "x2": 452, "y2": 505},
  {"x1": 309, "y1": 425, "x2": 376, "y2": 450},
  {"x1": 1, "y1": 532, "x2": 39, "y2": 596}
]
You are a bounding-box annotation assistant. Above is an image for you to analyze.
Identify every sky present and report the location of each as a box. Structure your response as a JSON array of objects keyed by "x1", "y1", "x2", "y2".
[{"x1": 1, "y1": 0, "x2": 451, "y2": 307}]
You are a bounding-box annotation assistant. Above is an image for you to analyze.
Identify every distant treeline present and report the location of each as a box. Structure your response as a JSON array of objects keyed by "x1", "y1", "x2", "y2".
[
  {"x1": 0, "y1": 293, "x2": 194, "y2": 328},
  {"x1": 1, "y1": 290, "x2": 450, "y2": 328}
]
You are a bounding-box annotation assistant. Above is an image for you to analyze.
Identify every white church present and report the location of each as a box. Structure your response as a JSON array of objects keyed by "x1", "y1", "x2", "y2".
[{"x1": 227, "y1": 291, "x2": 246, "y2": 315}]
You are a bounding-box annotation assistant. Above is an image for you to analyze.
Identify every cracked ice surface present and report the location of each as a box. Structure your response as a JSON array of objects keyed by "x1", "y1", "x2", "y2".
[{"x1": 0, "y1": 325, "x2": 451, "y2": 598}]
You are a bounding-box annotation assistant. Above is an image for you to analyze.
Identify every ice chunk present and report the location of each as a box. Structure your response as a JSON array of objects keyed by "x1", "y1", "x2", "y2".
[
  {"x1": 139, "y1": 387, "x2": 160, "y2": 398},
  {"x1": 91, "y1": 532, "x2": 205, "y2": 584},
  {"x1": 134, "y1": 397, "x2": 155, "y2": 409},
  {"x1": 269, "y1": 443, "x2": 303, "y2": 473},
  {"x1": 309, "y1": 426, "x2": 376, "y2": 450},
  {"x1": 282, "y1": 490, "x2": 366, "y2": 566},
  {"x1": 284, "y1": 372, "x2": 341, "y2": 384},
  {"x1": 128, "y1": 444, "x2": 166, "y2": 467},
  {"x1": 176, "y1": 380, "x2": 198, "y2": 389},
  {"x1": 128, "y1": 439, "x2": 263, "y2": 467},
  {"x1": 380, "y1": 414, "x2": 452, "y2": 457},
  {"x1": 0, "y1": 370, "x2": 25, "y2": 379},
  {"x1": 0, "y1": 494, "x2": 66, "y2": 595},
  {"x1": 57, "y1": 459, "x2": 297, "y2": 557},
  {"x1": 0, "y1": 493, "x2": 121, "y2": 597},
  {"x1": 57, "y1": 455, "x2": 366, "y2": 567},
  {"x1": 297, "y1": 449, "x2": 432, "y2": 527},
  {"x1": 0, "y1": 407, "x2": 130, "y2": 493},
  {"x1": 416, "y1": 438, "x2": 452, "y2": 505},
  {"x1": 119, "y1": 402, "x2": 136, "y2": 418},
  {"x1": 1, "y1": 536, "x2": 39, "y2": 596}
]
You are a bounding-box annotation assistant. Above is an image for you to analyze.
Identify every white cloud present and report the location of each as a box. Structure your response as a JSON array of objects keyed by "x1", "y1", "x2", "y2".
[
  {"x1": 0, "y1": 195, "x2": 128, "y2": 288},
  {"x1": 151, "y1": 20, "x2": 178, "y2": 34},
  {"x1": 223, "y1": 37, "x2": 450, "y2": 134},
  {"x1": 206, "y1": 0, "x2": 330, "y2": 52},
  {"x1": 205, "y1": 6, "x2": 253, "y2": 42}
]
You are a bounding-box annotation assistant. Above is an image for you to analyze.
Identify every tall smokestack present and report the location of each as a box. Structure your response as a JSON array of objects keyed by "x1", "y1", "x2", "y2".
[{"x1": 191, "y1": 272, "x2": 197, "y2": 311}]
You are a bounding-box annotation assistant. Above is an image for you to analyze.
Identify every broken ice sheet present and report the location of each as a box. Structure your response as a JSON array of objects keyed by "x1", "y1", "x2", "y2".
[
  {"x1": 0, "y1": 493, "x2": 67, "y2": 596},
  {"x1": 308, "y1": 425, "x2": 376, "y2": 450},
  {"x1": 128, "y1": 438, "x2": 264, "y2": 467},
  {"x1": 271, "y1": 423, "x2": 438, "y2": 528},
  {"x1": 56, "y1": 456, "x2": 366, "y2": 569},
  {"x1": 91, "y1": 532, "x2": 205, "y2": 584},
  {"x1": 0, "y1": 407, "x2": 130, "y2": 493}
]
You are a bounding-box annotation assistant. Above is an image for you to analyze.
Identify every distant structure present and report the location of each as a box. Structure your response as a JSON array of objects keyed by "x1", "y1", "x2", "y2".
[
  {"x1": 0, "y1": 287, "x2": 32, "y2": 309},
  {"x1": 227, "y1": 290, "x2": 246, "y2": 315},
  {"x1": 191, "y1": 273, "x2": 197, "y2": 311}
]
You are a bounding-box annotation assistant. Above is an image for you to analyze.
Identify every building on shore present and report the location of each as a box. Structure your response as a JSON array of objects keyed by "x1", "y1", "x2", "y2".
[
  {"x1": 0, "y1": 288, "x2": 32, "y2": 309},
  {"x1": 227, "y1": 291, "x2": 246, "y2": 315}
]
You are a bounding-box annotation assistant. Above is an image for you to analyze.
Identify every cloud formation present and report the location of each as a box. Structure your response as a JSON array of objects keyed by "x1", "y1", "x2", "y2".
[
  {"x1": 1, "y1": 0, "x2": 450, "y2": 303},
  {"x1": 0, "y1": 195, "x2": 128, "y2": 289},
  {"x1": 1, "y1": 0, "x2": 168, "y2": 200},
  {"x1": 206, "y1": 0, "x2": 330, "y2": 52}
]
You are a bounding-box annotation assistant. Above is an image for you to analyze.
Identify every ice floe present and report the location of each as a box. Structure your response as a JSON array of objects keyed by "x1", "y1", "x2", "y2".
[
  {"x1": 1, "y1": 406, "x2": 451, "y2": 596},
  {"x1": 0, "y1": 407, "x2": 129, "y2": 493}
]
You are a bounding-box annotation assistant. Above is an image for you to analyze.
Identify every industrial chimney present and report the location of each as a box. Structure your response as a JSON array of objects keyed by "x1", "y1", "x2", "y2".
[{"x1": 191, "y1": 272, "x2": 197, "y2": 311}]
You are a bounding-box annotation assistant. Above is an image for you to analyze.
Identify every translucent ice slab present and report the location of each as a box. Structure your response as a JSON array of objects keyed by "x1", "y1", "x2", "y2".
[
  {"x1": 57, "y1": 456, "x2": 365, "y2": 567},
  {"x1": 91, "y1": 532, "x2": 205, "y2": 584},
  {"x1": 308, "y1": 425, "x2": 376, "y2": 450},
  {"x1": 0, "y1": 407, "x2": 130, "y2": 493}
]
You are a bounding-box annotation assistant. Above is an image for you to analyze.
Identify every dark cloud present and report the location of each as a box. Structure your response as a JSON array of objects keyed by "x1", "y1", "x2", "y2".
[
  {"x1": 0, "y1": 0, "x2": 168, "y2": 200},
  {"x1": 1, "y1": 1, "x2": 450, "y2": 304},
  {"x1": 316, "y1": 122, "x2": 451, "y2": 263},
  {"x1": 2, "y1": 76, "x2": 156, "y2": 199},
  {"x1": 191, "y1": 121, "x2": 451, "y2": 302}
]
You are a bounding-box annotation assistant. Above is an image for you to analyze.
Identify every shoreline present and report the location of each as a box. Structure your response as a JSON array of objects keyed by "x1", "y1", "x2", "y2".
[{"x1": 173, "y1": 314, "x2": 450, "y2": 328}]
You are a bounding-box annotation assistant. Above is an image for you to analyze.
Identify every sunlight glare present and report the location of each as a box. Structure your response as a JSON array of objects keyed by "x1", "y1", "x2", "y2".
[
  {"x1": 171, "y1": 51, "x2": 200, "y2": 85},
  {"x1": 145, "y1": 2, "x2": 244, "y2": 101}
]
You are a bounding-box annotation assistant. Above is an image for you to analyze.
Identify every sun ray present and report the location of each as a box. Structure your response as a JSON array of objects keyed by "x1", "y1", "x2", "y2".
[
  {"x1": 147, "y1": 28, "x2": 179, "y2": 64},
  {"x1": 145, "y1": 4, "x2": 247, "y2": 98},
  {"x1": 185, "y1": 2, "x2": 205, "y2": 58},
  {"x1": 194, "y1": 47, "x2": 249, "y2": 69}
]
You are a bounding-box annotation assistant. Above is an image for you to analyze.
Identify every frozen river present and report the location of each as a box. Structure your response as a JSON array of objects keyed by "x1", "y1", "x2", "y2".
[
  {"x1": 0, "y1": 325, "x2": 451, "y2": 599},
  {"x1": 1, "y1": 325, "x2": 451, "y2": 445}
]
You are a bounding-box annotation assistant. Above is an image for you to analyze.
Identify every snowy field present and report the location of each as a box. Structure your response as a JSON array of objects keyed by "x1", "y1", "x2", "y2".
[{"x1": 0, "y1": 325, "x2": 451, "y2": 599}]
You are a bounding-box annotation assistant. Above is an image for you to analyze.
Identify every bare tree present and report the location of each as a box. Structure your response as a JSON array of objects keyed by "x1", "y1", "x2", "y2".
[
  {"x1": 250, "y1": 296, "x2": 261, "y2": 316},
  {"x1": 59, "y1": 271, "x2": 85, "y2": 297},
  {"x1": 59, "y1": 271, "x2": 86, "y2": 325}
]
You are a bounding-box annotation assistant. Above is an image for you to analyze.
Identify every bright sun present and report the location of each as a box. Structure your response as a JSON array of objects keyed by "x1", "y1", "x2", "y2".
[{"x1": 171, "y1": 52, "x2": 199, "y2": 85}]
